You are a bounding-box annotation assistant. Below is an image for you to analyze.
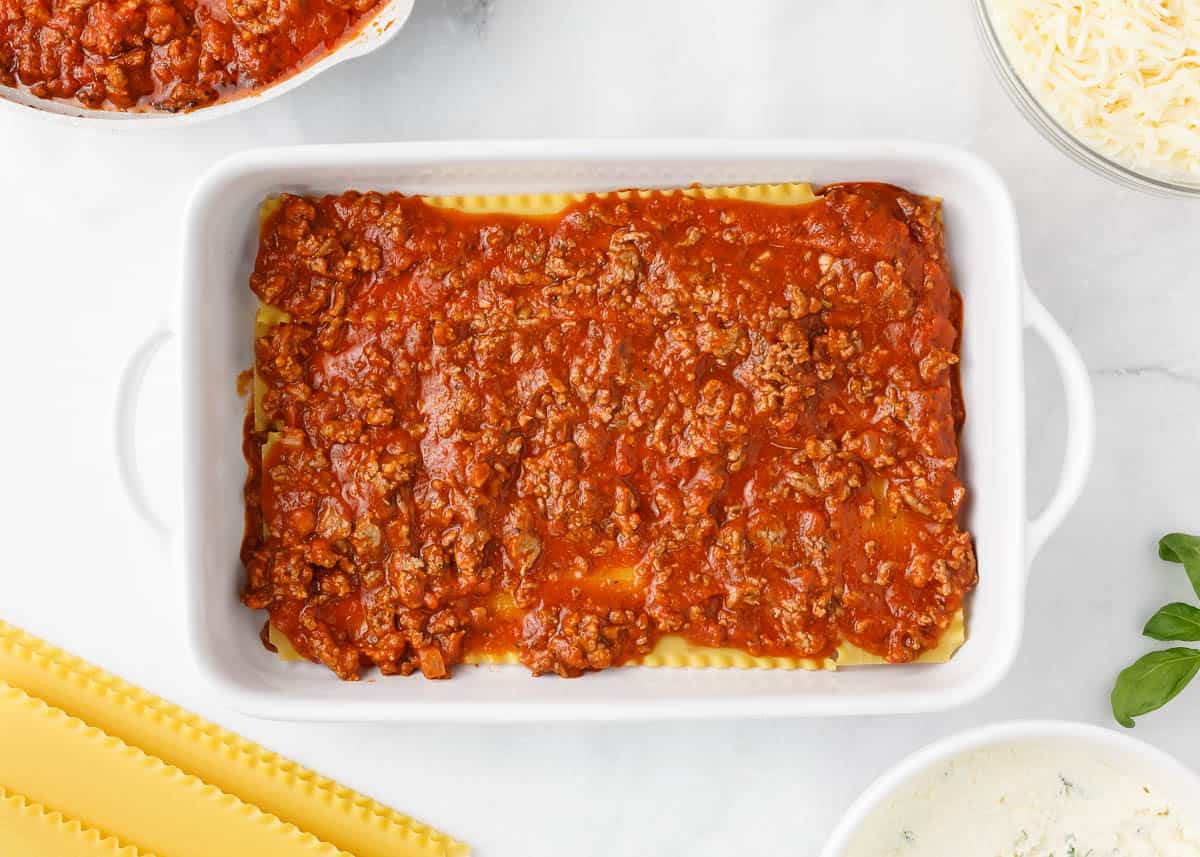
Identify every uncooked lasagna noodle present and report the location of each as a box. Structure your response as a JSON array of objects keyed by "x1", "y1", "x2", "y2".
[
  {"x1": 243, "y1": 183, "x2": 976, "y2": 680},
  {"x1": 0, "y1": 620, "x2": 468, "y2": 857}
]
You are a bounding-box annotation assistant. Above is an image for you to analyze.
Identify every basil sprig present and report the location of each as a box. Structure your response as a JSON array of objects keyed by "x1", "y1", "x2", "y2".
[
  {"x1": 1112, "y1": 533, "x2": 1200, "y2": 727},
  {"x1": 1143, "y1": 603, "x2": 1200, "y2": 641},
  {"x1": 1112, "y1": 648, "x2": 1200, "y2": 728}
]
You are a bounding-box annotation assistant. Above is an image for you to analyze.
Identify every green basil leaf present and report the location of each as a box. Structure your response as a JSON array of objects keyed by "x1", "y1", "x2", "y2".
[
  {"x1": 1158, "y1": 533, "x2": 1200, "y2": 599},
  {"x1": 1144, "y1": 602, "x2": 1200, "y2": 641},
  {"x1": 1111, "y1": 647, "x2": 1200, "y2": 728}
]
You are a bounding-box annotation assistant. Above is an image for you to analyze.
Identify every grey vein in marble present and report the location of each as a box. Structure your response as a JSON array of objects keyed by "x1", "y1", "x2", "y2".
[
  {"x1": 1092, "y1": 365, "x2": 1200, "y2": 390},
  {"x1": 447, "y1": 0, "x2": 497, "y2": 32}
]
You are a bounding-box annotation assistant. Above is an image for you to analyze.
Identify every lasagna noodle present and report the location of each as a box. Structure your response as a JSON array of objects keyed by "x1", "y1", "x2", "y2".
[
  {"x1": 0, "y1": 680, "x2": 364, "y2": 857},
  {"x1": 0, "y1": 785, "x2": 155, "y2": 857},
  {"x1": 0, "y1": 620, "x2": 467, "y2": 857},
  {"x1": 254, "y1": 184, "x2": 967, "y2": 672}
]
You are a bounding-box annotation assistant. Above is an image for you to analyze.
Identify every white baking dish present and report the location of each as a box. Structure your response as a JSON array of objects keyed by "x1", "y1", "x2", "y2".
[
  {"x1": 0, "y1": 0, "x2": 413, "y2": 127},
  {"x1": 121, "y1": 139, "x2": 1094, "y2": 721},
  {"x1": 818, "y1": 720, "x2": 1200, "y2": 857}
]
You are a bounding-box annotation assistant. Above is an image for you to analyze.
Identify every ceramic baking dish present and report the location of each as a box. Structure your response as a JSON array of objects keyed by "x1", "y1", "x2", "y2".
[
  {"x1": 0, "y1": 0, "x2": 414, "y2": 127},
  {"x1": 120, "y1": 139, "x2": 1094, "y2": 721}
]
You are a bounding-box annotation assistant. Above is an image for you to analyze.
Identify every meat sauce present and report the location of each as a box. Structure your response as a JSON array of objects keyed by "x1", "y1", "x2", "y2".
[
  {"x1": 242, "y1": 184, "x2": 977, "y2": 680},
  {"x1": 0, "y1": 0, "x2": 385, "y2": 111}
]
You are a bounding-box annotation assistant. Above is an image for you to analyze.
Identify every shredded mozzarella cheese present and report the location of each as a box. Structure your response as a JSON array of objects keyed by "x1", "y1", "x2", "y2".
[{"x1": 987, "y1": 0, "x2": 1200, "y2": 180}]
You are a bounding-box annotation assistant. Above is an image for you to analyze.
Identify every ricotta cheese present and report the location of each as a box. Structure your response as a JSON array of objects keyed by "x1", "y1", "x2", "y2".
[{"x1": 841, "y1": 739, "x2": 1200, "y2": 857}]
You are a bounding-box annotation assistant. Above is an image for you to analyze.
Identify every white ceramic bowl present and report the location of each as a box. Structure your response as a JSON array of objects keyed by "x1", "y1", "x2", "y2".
[
  {"x1": 117, "y1": 139, "x2": 1095, "y2": 721},
  {"x1": 819, "y1": 719, "x2": 1200, "y2": 857},
  {"x1": 0, "y1": 0, "x2": 414, "y2": 127},
  {"x1": 973, "y1": 0, "x2": 1200, "y2": 198}
]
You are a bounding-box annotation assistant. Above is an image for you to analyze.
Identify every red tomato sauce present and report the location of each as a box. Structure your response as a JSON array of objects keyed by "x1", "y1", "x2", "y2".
[
  {"x1": 242, "y1": 184, "x2": 977, "y2": 680},
  {"x1": 0, "y1": 0, "x2": 386, "y2": 111}
]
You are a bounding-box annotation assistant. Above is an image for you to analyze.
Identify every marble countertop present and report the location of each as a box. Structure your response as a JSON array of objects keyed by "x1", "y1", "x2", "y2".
[{"x1": 3, "y1": 1, "x2": 1200, "y2": 854}]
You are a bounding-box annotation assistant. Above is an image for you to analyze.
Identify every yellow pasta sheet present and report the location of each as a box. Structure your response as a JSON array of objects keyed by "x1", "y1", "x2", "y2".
[
  {"x1": 0, "y1": 620, "x2": 468, "y2": 857},
  {"x1": 0, "y1": 785, "x2": 154, "y2": 857}
]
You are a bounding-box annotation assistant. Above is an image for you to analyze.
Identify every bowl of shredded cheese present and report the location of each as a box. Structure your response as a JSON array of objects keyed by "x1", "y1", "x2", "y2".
[{"x1": 976, "y1": 0, "x2": 1200, "y2": 196}]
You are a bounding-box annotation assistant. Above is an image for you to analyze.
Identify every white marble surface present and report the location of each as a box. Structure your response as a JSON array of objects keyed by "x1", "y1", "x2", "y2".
[{"x1": 2, "y1": 1, "x2": 1200, "y2": 854}]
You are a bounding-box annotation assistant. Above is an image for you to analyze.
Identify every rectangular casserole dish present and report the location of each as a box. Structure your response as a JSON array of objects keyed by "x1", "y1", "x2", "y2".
[{"x1": 175, "y1": 139, "x2": 1094, "y2": 721}]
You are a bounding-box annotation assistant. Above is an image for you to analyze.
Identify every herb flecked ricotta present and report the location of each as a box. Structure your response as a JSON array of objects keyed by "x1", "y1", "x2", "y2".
[{"x1": 841, "y1": 740, "x2": 1200, "y2": 857}]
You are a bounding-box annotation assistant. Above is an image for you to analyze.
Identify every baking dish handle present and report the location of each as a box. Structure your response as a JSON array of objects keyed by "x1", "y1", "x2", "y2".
[
  {"x1": 114, "y1": 329, "x2": 176, "y2": 537},
  {"x1": 1022, "y1": 284, "x2": 1094, "y2": 564}
]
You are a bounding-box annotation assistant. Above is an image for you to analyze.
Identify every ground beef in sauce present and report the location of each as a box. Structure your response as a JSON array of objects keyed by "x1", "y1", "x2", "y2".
[
  {"x1": 0, "y1": 0, "x2": 385, "y2": 111},
  {"x1": 241, "y1": 184, "x2": 977, "y2": 681}
]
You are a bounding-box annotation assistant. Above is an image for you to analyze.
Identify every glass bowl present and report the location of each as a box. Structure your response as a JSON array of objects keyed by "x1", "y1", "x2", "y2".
[{"x1": 973, "y1": 0, "x2": 1200, "y2": 198}]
